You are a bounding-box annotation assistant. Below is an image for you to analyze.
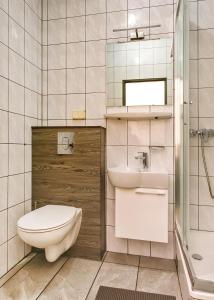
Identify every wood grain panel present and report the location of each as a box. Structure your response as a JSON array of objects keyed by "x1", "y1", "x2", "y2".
[{"x1": 32, "y1": 126, "x2": 106, "y2": 260}]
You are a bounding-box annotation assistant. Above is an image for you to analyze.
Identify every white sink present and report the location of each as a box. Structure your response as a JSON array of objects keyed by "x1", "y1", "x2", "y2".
[
  {"x1": 108, "y1": 167, "x2": 141, "y2": 188},
  {"x1": 108, "y1": 167, "x2": 168, "y2": 189},
  {"x1": 141, "y1": 172, "x2": 168, "y2": 189}
]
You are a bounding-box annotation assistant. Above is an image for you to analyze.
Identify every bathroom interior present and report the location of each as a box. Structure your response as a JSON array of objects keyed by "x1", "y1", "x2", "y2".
[{"x1": 0, "y1": 0, "x2": 214, "y2": 299}]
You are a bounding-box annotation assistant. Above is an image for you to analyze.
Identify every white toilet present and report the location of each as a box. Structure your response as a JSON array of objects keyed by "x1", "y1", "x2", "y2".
[{"x1": 17, "y1": 205, "x2": 82, "y2": 262}]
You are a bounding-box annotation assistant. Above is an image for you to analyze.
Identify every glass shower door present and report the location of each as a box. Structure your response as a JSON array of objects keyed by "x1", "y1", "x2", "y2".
[
  {"x1": 176, "y1": 0, "x2": 214, "y2": 292},
  {"x1": 175, "y1": 0, "x2": 189, "y2": 251}
]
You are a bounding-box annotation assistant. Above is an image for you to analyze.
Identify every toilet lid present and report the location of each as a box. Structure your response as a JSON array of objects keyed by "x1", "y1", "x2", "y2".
[{"x1": 17, "y1": 205, "x2": 78, "y2": 232}]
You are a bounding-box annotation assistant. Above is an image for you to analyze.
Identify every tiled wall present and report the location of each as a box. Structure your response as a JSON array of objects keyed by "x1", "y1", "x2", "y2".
[
  {"x1": 42, "y1": 0, "x2": 175, "y2": 127},
  {"x1": 189, "y1": 0, "x2": 214, "y2": 232},
  {"x1": 0, "y1": 0, "x2": 42, "y2": 277},
  {"x1": 43, "y1": 0, "x2": 176, "y2": 259}
]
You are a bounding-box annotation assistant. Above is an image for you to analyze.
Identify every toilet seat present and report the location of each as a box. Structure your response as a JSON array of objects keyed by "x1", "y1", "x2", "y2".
[{"x1": 17, "y1": 205, "x2": 78, "y2": 233}]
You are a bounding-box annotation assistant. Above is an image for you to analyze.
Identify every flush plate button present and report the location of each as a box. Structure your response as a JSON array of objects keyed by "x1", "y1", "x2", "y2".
[{"x1": 57, "y1": 132, "x2": 75, "y2": 154}]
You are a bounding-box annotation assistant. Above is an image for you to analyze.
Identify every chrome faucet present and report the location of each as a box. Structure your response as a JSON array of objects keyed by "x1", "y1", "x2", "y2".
[{"x1": 135, "y1": 152, "x2": 148, "y2": 171}]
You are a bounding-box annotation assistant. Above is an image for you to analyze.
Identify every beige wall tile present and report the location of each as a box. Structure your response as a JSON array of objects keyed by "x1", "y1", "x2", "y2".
[
  {"x1": 128, "y1": 239, "x2": 151, "y2": 256},
  {"x1": 0, "y1": 210, "x2": 7, "y2": 245},
  {"x1": 151, "y1": 232, "x2": 175, "y2": 259},
  {"x1": 0, "y1": 243, "x2": 7, "y2": 277},
  {"x1": 48, "y1": 0, "x2": 66, "y2": 20},
  {"x1": 8, "y1": 203, "x2": 24, "y2": 239},
  {"x1": 67, "y1": 0, "x2": 85, "y2": 17},
  {"x1": 106, "y1": 226, "x2": 128, "y2": 253},
  {"x1": 8, "y1": 174, "x2": 24, "y2": 207}
]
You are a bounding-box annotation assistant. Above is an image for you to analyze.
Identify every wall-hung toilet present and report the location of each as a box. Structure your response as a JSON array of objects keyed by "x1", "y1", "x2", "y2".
[{"x1": 17, "y1": 205, "x2": 82, "y2": 262}]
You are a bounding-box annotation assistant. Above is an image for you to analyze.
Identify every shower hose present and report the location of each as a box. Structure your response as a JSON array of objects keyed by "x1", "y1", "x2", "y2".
[{"x1": 200, "y1": 134, "x2": 214, "y2": 199}]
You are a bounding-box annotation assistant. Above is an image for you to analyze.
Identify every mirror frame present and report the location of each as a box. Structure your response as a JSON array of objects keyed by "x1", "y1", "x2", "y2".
[{"x1": 122, "y1": 77, "x2": 167, "y2": 106}]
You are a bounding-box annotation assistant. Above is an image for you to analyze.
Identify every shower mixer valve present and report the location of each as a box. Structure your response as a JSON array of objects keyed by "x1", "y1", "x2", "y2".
[
  {"x1": 190, "y1": 128, "x2": 214, "y2": 199},
  {"x1": 190, "y1": 128, "x2": 214, "y2": 142}
]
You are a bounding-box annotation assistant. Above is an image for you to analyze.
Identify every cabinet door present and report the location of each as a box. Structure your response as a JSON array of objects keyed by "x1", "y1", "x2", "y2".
[{"x1": 115, "y1": 188, "x2": 168, "y2": 243}]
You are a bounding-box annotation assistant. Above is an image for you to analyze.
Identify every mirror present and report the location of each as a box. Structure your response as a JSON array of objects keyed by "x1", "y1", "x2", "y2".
[{"x1": 106, "y1": 38, "x2": 173, "y2": 107}]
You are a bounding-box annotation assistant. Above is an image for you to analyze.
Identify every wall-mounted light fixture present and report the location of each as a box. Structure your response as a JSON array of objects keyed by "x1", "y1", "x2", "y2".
[{"x1": 113, "y1": 24, "x2": 161, "y2": 41}]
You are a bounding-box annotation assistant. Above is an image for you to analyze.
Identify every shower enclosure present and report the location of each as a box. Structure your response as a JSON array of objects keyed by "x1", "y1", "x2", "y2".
[{"x1": 175, "y1": 0, "x2": 214, "y2": 296}]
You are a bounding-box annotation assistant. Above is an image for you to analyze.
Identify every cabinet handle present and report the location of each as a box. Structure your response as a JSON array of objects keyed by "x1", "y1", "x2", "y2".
[{"x1": 135, "y1": 188, "x2": 167, "y2": 195}]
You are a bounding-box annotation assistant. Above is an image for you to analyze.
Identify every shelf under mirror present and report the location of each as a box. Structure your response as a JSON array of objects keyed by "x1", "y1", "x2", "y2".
[{"x1": 104, "y1": 112, "x2": 172, "y2": 120}]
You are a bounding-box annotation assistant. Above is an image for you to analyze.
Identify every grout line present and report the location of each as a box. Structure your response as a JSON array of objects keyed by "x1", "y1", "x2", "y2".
[
  {"x1": 0, "y1": 142, "x2": 34, "y2": 146},
  {"x1": 102, "y1": 251, "x2": 108, "y2": 261},
  {"x1": 45, "y1": 3, "x2": 175, "y2": 22},
  {"x1": 35, "y1": 255, "x2": 70, "y2": 300},
  {"x1": 23, "y1": 0, "x2": 26, "y2": 254},
  {"x1": 149, "y1": 0, "x2": 151, "y2": 39},
  {"x1": 197, "y1": 0, "x2": 200, "y2": 231},
  {"x1": 1, "y1": 42, "x2": 42, "y2": 72},
  {"x1": 84, "y1": 257, "x2": 105, "y2": 300},
  {"x1": 176, "y1": 257, "x2": 184, "y2": 300},
  {"x1": 41, "y1": 0, "x2": 44, "y2": 126},
  {"x1": 0, "y1": 171, "x2": 32, "y2": 180},
  {"x1": 0, "y1": 7, "x2": 43, "y2": 46},
  {"x1": 24, "y1": 1, "x2": 42, "y2": 21},
  {"x1": 47, "y1": 0, "x2": 49, "y2": 125},
  {"x1": 65, "y1": 0, "x2": 68, "y2": 125},
  {"x1": 0, "y1": 73, "x2": 42, "y2": 97},
  {"x1": 135, "y1": 255, "x2": 141, "y2": 291},
  {"x1": 48, "y1": 65, "x2": 106, "y2": 71},
  {"x1": 105, "y1": 0, "x2": 107, "y2": 120},
  {"x1": 0, "y1": 252, "x2": 37, "y2": 287},
  {"x1": 139, "y1": 265, "x2": 177, "y2": 273},
  {"x1": 102, "y1": 260, "x2": 140, "y2": 268},
  {"x1": 6, "y1": 0, "x2": 9, "y2": 273},
  {"x1": 190, "y1": 228, "x2": 214, "y2": 233},
  {"x1": 84, "y1": 0, "x2": 86, "y2": 126},
  {"x1": 171, "y1": 59, "x2": 175, "y2": 170},
  {"x1": 135, "y1": 264, "x2": 140, "y2": 291}
]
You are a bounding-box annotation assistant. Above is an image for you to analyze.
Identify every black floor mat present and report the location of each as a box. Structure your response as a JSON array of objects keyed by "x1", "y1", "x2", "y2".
[{"x1": 95, "y1": 286, "x2": 176, "y2": 300}]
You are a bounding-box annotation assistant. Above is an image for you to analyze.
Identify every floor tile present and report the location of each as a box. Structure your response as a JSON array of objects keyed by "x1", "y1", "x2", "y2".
[
  {"x1": 140, "y1": 256, "x2": 176, "y2": 272},
  {"x1": 137, "y1": 268, "x2": 182, "y2": 300},
  {"x1": 86, "y1": 262, "x2": 138, "y2": 300},
  {"x1": 0, "y1": 254, "x2": 67, "y2": 300},
  {"x1": 38, "y1": 258, "x2": 101, "y2": 300},
  {"x1": 105, "y1": 252, "x2": 140, "y2": 267}
]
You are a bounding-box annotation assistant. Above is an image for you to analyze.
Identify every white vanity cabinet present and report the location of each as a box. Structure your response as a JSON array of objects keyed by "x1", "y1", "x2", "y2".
[{"x1": 115, "y1": 187, "x2": 168, "y2": 243}]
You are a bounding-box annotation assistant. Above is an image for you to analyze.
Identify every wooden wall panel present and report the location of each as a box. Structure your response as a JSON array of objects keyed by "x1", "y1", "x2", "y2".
[{"x1": 32, "y1": 126, "x2": 106, "y2": 260}]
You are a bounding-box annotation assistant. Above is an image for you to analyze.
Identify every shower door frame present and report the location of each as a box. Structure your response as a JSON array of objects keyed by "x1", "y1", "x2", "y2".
[{"x1": 175, "y1": 0, "x2": 190, "y2": 254}]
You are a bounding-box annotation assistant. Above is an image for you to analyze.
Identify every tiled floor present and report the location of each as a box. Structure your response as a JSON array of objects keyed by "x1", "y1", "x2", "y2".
[{"x1": 0, "y1": 252, "x2": 182, "y2": 300}]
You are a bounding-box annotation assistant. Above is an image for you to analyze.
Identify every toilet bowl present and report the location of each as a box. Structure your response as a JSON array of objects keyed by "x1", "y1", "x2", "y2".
[{"x1": 17, "y1": 205, "x2": 82, "y2": 262}]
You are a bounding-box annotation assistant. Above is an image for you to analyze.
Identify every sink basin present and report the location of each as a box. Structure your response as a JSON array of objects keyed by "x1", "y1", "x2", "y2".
[
  {"x1": 108, "y1": 167, "x2": 168, "y2": 189},
  {"x1": 108, "y1": 167, "x2": 141, "y2": 188},
  {"x1": 141, "y1": 172, "x2": 168, "y2": 189}
]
